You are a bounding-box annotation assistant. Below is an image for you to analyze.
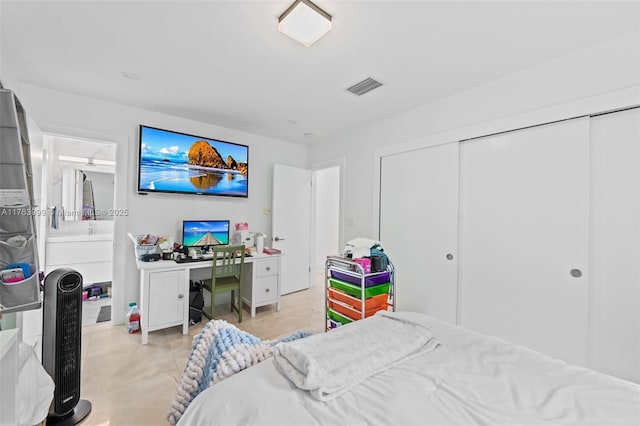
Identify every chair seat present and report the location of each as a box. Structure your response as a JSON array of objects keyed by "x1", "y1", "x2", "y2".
[{"x1": 202, "y1": 277, "x2": 240, "y2": 292}]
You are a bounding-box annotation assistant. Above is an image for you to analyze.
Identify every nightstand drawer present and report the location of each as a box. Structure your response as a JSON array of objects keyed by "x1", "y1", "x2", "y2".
[
  {"x1": 254, "y1": 275, "x2": 278, "y2": 303},
  {"x1": 255, "y1": 259, "x2": 278, "y2": 277}
]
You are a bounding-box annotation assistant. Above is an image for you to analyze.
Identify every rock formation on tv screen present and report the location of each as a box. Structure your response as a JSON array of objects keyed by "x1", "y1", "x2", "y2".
[{"x1": 188, "y1": 140, "x2": 247, "y2": 174}]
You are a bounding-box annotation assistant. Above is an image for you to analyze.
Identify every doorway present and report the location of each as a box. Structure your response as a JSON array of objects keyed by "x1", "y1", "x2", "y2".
[
  {"x1": 311, "y1": 162, "x2": 343, "y2": 287},
  {"x1": 41, "y1": 134, "x2": 117, "y2": 326}
]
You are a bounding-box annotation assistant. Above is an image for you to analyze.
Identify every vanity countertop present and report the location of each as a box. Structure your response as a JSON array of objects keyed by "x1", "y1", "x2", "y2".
[{"x1": 46, "y1": 233, "x2": 113, "y2": 243}]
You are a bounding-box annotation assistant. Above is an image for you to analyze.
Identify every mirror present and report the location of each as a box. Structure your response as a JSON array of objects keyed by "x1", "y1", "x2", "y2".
[{"x1": 61, "y1": 167, "x2": 115, "y2": 221}]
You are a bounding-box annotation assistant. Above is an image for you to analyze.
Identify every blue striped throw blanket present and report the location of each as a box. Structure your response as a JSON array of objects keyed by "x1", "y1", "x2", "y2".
[{"x1": 168, "y1": 319, "x2": 311, "y2": 425}]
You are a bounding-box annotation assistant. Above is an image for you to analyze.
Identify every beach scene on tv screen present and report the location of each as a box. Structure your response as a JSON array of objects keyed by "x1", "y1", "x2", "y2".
[
  {"x1": 183, "y1": 221, "x2": 229, "y2": 246},
  {"x1": 139, "y1": 126, "x2": 248, "y2": 196}
]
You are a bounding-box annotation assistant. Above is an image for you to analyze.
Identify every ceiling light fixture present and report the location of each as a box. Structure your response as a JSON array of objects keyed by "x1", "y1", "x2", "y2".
[{"x1": 278, "y1": 0, "x2": 332, "y2": 47}]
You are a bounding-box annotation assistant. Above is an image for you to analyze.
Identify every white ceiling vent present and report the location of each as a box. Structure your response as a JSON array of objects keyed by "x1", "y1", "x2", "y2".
[{"x1": 346, "y1": 77, "x2": 382, "y2": 96}]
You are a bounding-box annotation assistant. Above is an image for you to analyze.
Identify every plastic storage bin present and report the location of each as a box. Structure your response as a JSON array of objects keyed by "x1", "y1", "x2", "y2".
[
  {"x1": 327, "y1": 287, "x2": 388, "y2": 311},
  {"x1": 330, "y1": 269, "x2": 390, "y2": 287},
  {"x1": 329, "y1": 277, "x2": 390, "y2": 299},
  {"x1": 328, "y1": 299, "x2": 387, "y2": 321},
  {"x1": 327, "y1": 308, "x2": 353, "y2": 325}
]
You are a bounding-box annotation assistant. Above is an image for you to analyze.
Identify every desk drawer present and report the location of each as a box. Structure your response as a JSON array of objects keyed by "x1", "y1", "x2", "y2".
[
  {"x1": 255, "y1": 259, "x2": 278, "y2": 277},
  {"x1": 254, "y1": 275, "x2": 278, "y2": 303}
]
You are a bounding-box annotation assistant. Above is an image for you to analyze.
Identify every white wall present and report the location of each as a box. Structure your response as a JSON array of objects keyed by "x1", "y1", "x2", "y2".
[
  {"x1": 11, "y1": 83, "x2": 309, "y2": 324},
  {"x1": 310, "y1": 32, "x2": 640, "y2": 242}
]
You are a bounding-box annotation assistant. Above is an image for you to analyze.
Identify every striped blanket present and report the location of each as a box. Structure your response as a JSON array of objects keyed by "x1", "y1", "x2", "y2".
[{"x1": 167, "y1": 319, "x2": 311, "y2": 425}]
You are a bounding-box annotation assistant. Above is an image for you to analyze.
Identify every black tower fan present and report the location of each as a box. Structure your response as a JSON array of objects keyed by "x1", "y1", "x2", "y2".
[{"x1": 42, "y1": 268, "x2": 92, "y2": 425}]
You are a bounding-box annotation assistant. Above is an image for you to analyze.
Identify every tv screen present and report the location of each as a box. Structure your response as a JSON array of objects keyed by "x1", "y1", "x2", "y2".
[
  {"x1": 138, "y1": 125, "x2": 248, "y2": 197},
  {"x1": 182, "y1": 220, "x2": 230, "y2": 247}
]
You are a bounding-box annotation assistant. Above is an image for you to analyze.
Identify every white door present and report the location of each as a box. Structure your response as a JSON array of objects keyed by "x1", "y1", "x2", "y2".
[
  {"x1": 590, "y1": 108, "x2": 640, "y2": 382},
  {"x1": 379, "y1": 142, "x2": 460, "y2": 322},
  {"x1": 272, "y1": 164, "x2": 312, "y2": 294},
  {"x1": 460, "y1": 118, "x2": 590, "y2": 366}
]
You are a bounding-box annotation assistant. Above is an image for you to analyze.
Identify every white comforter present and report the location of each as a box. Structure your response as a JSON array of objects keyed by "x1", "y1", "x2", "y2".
[{"x1": 178, "y1": 312, "x2": 640, "y2": 426}]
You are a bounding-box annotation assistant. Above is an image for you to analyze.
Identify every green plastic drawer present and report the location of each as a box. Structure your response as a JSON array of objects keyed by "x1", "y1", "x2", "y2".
[
  {"x1": 328, "y1": 278, "x2": 390, "y2": 299},
  {"x1": 327, "y1": 308, "x2": 353, "y2": 325}
]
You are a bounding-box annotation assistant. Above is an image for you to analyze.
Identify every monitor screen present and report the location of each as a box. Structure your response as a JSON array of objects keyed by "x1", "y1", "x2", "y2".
[{"x1": 182, "y1": 220, "x2": 230, "y2": 247}]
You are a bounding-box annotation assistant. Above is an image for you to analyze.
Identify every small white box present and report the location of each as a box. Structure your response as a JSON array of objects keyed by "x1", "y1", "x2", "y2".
[{"x1": 233, "y1": 231, "x2": 254, "y2": 247}]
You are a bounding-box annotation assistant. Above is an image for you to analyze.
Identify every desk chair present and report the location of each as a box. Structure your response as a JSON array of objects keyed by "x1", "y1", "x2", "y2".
[{"x1": 202, "y1": 245, "x2": 245, "y2": 322}]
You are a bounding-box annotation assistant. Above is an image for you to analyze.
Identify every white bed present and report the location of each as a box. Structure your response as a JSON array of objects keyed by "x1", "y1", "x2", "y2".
[{"x1": 177, "y1": 312, "x2": 640, "y2": 425}]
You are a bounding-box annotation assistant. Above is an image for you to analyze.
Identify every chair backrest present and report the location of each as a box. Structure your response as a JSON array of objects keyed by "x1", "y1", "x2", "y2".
[{"x1": 211, "y1": 245, "x2": 245, "y2": 281}]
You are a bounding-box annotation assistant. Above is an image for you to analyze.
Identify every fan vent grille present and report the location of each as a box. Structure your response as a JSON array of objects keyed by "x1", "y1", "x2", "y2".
[{"x1": 346, "y1": 77, "x2": 383, "y2": 96}]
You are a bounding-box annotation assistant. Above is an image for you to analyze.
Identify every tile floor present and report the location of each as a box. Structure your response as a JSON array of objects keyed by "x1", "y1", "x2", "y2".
[
  {"x1": 79, "y1": 277, "x2": 326, "y2": 426},
  {"x1": 82, "y1": 298, "x2": 112, "y2": 326}
]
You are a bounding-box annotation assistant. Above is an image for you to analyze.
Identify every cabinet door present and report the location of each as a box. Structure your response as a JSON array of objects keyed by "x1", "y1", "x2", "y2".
[
  {"x1": 148, "y1": 270, "x2": 184, "y2": 328},
  {"x1": 590, "y1": 108, "x2": 640, "y2": 383},
  {"x1": 460, "y1": 118, "x2": 590, "y2": 366},
  {"x1": 380, "y1": 141, "x2": 459, "y2": 322}
]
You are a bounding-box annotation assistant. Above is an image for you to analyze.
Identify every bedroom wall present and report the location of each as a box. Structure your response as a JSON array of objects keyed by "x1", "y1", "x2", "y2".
[
  {"x1": 310, "y1": 31, "x2": 640, "y2": 242},
  {"x1": 7, "y1": 83, "x2": 309, "y2": 324}
]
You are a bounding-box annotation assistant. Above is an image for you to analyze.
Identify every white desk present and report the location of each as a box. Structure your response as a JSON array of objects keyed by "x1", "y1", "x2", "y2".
[{"x1": 135, "y1": 253, "x2": 281, "y2": 345}]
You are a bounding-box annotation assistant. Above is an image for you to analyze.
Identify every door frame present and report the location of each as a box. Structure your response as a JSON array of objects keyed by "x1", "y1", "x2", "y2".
[{"x1": 39, "y1": 124, "x2": 129, "y2": 325}]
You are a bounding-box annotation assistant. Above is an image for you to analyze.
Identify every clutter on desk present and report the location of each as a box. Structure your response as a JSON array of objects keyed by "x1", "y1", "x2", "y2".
[
  {"x1": 127, "y1": 233, "x2": 173, "y2": 261},
  {"x1": 254, "y1": 232, "x2": 266, "y2": 254}
]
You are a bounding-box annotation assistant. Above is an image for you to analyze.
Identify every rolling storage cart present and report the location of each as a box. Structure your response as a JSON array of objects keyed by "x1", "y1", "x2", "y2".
[
  {"x1": 325, "y1": 255, "x2": 394, "y2": 331},
  {"x1": 0, "y1": 88, "x2": 41, "y2": 315}
]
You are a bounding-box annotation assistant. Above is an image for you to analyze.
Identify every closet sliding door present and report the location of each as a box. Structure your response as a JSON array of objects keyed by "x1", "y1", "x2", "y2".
[
  {"x1": 590, "y1": 108, "x2": 639, "y2": 383},
  {"x1": 460, "y1": 118, "x2": 590, "y2": 366},
  {"x1": 380, "y1": 142, "x2": 459, "y2": 322}
]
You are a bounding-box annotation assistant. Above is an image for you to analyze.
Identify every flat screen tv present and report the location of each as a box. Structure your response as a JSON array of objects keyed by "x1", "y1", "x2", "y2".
[
  {"x1": 138, "y1": 125, "x2": 248, "y2": 197},
  {"x1": 182, "y1": 220, "x2": 230, "y2": 248}
]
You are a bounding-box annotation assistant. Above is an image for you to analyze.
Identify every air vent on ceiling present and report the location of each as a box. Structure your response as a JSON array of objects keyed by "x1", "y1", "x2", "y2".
[{"x1": 346, "y1": 77, "x2": 383, "y2": 96}]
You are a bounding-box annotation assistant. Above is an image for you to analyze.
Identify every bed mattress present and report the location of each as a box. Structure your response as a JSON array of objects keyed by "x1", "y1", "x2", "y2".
[{"x1": 178, "y1": 313, "x2": 640, "y2": 425}]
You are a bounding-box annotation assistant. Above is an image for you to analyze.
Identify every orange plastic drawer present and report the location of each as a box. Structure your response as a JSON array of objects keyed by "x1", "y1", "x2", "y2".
[
  {"x1": 328, "y1": 288, "x2": 388, "y2": 311},
  {"x1": 328, "y1": 299, "x2": 388, "y2": 321}
]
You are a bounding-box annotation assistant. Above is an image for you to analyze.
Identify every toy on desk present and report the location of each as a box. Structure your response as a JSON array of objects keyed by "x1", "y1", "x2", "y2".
[{"x1": 235, "y1": 222, "x2": 249, "y2": 231}]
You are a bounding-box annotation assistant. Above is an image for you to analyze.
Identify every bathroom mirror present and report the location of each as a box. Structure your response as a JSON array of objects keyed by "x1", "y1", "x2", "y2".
[{"x1": 61, "y1": 167, "x2": 115, "y2": 221}]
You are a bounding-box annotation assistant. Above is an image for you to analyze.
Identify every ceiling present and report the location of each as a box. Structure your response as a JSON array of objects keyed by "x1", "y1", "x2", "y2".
[
  {"x1": 51, "y1": 135, "x2": 116, "y2": 163},
  {"x1": 2, "y1": 1, "x2": 638, "y2": 145}
]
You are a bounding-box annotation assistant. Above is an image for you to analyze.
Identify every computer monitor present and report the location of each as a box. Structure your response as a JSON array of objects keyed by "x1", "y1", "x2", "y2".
[{"x1": 182, "y1": 220, "x2": 230, "y2": 248}]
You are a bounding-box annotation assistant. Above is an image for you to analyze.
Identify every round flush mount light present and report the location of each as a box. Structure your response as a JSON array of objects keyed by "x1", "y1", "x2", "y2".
[
  {"x1": 288, "y1": 120, "x2": 298, "y2": 125},
  {"x1": 304, "y1": 132, "x2": 314, "y2": 138},
  {"x1": 121, "y1": 71, "x2": 140, "y2": 80}
]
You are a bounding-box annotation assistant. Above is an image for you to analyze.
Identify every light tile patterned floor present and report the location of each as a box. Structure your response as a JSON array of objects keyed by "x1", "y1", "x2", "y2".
[
  {"x1": 79, "y1": 274, "x2": 326, "y2": 426},
  {"x1": 82, "y1": 298, "x2": 112, "y2": 326}
]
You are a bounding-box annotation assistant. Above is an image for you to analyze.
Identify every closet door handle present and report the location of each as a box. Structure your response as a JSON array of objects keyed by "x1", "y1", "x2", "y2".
[
  {"x1": 570, "y1": 269, "x2": 582, "y2": 278},
  {"x1": 274, "y1": 237, "x2": 285, "y2": 242}
]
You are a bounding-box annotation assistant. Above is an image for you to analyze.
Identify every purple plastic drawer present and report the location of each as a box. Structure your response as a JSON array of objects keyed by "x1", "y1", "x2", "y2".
[{"x1": 330, "y1": 269, "x2": 390, "y2": 287}]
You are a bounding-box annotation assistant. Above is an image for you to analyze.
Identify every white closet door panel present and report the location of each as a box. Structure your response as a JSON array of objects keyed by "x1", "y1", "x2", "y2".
[
  {"x1": 460, "y1": 118, "x2": 590, "y2": 366},
  {"x1": 380, "y1": 142, "x2": 459, "y2": 322},
  {"x1": 591, "y1": 108, "x2": 640, "y2": 383}
]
